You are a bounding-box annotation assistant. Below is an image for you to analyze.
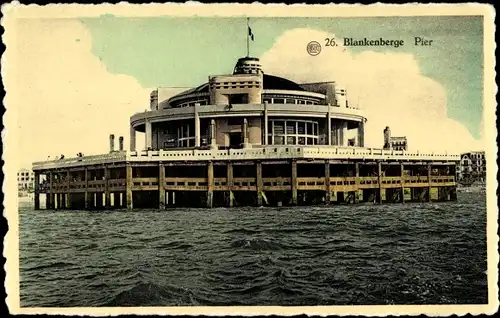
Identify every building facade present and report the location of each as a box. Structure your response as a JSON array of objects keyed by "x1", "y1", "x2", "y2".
[
  {"x1": 18, "y1": 168, "x2": 35, "y2": 191},
  {"x1": 457, "y1": 151, "x2": 486, "y2": 183},
  {"x1": 130, "y1": 57, "x2": 367, "y2": 152},
  {"x1": 383, "y1": 126, "x2": 408, "y2": 151}
]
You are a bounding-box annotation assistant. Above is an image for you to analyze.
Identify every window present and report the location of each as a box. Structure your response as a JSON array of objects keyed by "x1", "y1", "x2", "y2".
[
  {"x1": 298, "y1": 122, "x2": 305, "y2": 134},
  {"x1": 306, "y1": 123, "x2": 313, "y2": 135},
  {"x1": 177, "y1": 123, "x2": 195, "y2": 148},
  {"x1": 269, "y1": 119, "x2": 319, "y2": 146},
  {"x1": 274, "y1": 121, "x2": 284, "y2": 135},
  {"x1": 274, "y1": 136, "x2": 284, "y2": 145}
]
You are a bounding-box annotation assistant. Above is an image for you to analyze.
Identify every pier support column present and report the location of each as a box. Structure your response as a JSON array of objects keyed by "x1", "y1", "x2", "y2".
[
  {"x1": 291, "y1": 160, "x2": 298, "y2": 205},
  {"x1": 45, "y1": 193, "x2": 51, "y2": 210},
  {"x1": 325, "y1": 161, "x2": 331, "y2": 204},
  {"x1": 263, "y1": 102, "x2": 269, "y2": 145},
  {"x1": 159, "y1": 163, "x2": 166, "y2": 209},
  {"x1": 84, "y1": 168, "x2": 90, "y2": 209},
  {"x1": 57, "y1": 193, "x2": 62, "y2": 210},
  {"x1": 130, "y1": 126, "x2": 136, "y2": 152},
  {"x1": 255, "y1": 161, "x2": 264, "y2": 206},
  {"x1": 427, "y1": 163, "x2": 432, "y2": 202},
  {"x1": 377, "y1": 161, "x2": 383, "y2": 204},
  {"x1": 450, "y1": 187, "x2": 457, "y2": 201},
  {"x1": 34, "y1": 172, "x2": 40, "y2": 210},
  {"x1": 126, "y1": 164, "x2": 133, "y2": 210},
  {"x1": 256, "y1": 162, "x2": 263, "y2": 206},
  {"x1": 227, "y1": 162, "x2": 234, "y2": 207},
  {"x1": 48, "y1": 172, "x2": 54, "y2": 209},
  {"x1": 104, "y1": 167, "x2": 110, "y2": 209},
  {"x1": 65, "y1": 170, "x2": 70, "y2": 209},
  {"x1": 65, "y1": 193, "x2": 70, "y2": 209},
  {"x1": 207, "y1": 161, "x2": 214, "y2": 208},
  {"x1": 355, "y1": 162, "x2": 360, "y2": 203},
  {"x1": 401, "y1": 163, "x2": 405, "y2": 203}
]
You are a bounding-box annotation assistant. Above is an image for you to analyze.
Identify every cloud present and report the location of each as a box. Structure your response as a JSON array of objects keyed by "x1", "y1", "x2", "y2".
[
  {"x1": 13, "y1": 19, "x2": 151, "y2": 168},
  {"x1": 260, "y1": 28, "x2": 485, "y2": 154}
]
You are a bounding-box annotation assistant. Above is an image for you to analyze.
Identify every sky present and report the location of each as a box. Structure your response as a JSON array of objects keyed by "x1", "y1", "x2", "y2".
[{"x1": 12, "y1": 15, "x2": 485, "y2": 168}]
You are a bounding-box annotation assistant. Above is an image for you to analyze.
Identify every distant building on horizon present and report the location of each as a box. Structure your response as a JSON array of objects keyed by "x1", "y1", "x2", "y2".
[
  {"x1": 17, "y1": 168, "x2": 35, "y2": 192},
  {"x1": 383, "y1": 126, "x2": 408, "y2": 151},
  {"x1": 457, "y1": 151, "x2": 486, "y2": 184}
]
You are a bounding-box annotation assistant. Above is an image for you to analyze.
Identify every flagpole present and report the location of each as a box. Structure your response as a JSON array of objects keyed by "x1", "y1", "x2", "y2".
[{"x1": 246, "y1": 17, "x2": 250, "y2": 57}]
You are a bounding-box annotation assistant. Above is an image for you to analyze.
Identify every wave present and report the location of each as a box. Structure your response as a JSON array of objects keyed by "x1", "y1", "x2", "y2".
[
  {"x1": 100, "y1": 282, "x2": 228, "y2": 306},
  {"x1": 230, "y1": 238, "x2": 283, "y2": 251},
  {"x1": 23, "y1": 261, "x2": 76, "y2": 271},
  {"x1": 77, "y1": 243, "x2": 99, "y2": 251},
  {"x1": 154, "y1": 240, "x2": 193, "y2": 250},
  {"x1": 224, "y1": 228, "x2": 260, "y2": 235}
]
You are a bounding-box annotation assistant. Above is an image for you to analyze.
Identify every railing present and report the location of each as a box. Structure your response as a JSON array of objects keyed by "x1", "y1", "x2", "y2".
[
  {"x1": 69, "y1": 181, "x2": 86, "y2": 190},
  {"x1": 36, "y1": 174, "x2": 456, "y2": 194},
  {"x1": 382, "y1": 177, "x2": 402, "y2": 184},
  {"x1": 164, "y1": 177, "x2": 208, "y2": 187},
  {"x1": 232, "y1": 177, "x2": 256, "y2": 187},
  {"x1": 133, "y1": 177, "x2": 158, "y2": 187},
  {"x1": 32, "y1": 152, "x2": 127, "y2": 170},
  {"x1": 431, "y1": 176, "x2": 455, "y2": 183},
  {"x1": 298, "y1": 177, "x2": 325, "y2": 186},
  {"x1": 88, "y1": 180, "x2": 105, "y2": 189},
  {"x1": 214, "y1": 178, "x2": 227, "y2": 186},
  {"x1": 109, "y1": 178, "x2": 126, "y2": 188},
  {"x1": 262, "y1": 177, "x2": 291, "y2": 187},
  {"x1": 405, "y1": 176, "x2": 430, "y2": 183},
  {"x1": 49, "y1": 183, "x2": 69, "y2": 191},
  {"x1": 128, "y1": 147, "x2": 460, "y2": 162},
  {"x1": 329, "y1": 177, "x2": 357, "y2": 186},
  {"x1": 32, "y1": 146, "x2": 460, "y2": 171},
  {"x1": 359, "y1": 177, "x2": 378, "y2": 185}
]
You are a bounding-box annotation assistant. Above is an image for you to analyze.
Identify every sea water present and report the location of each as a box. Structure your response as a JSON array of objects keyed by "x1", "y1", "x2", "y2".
[{"x1": 18, "y1": 192, "x2": 487, "y2": 306}]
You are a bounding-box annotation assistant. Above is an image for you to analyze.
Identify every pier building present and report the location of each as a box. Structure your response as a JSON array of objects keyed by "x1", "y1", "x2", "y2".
[{"x1": 32, "y1": 57, "x2": 459, "y2": 210}]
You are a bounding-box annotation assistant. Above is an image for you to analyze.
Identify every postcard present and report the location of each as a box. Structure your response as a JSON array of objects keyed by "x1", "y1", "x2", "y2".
[{"x1": 2, "y1": 2, "x2": 497, "y2": 316}]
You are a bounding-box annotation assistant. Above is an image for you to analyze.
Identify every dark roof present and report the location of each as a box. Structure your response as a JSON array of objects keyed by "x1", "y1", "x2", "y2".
[
  {"x1": 179, "y1": 83, "x2": 209, "y2": 95},
  {"x1": 171, "y1": 74, "x2": 304, "y2": 101},
  {"x1": 263, "y1": 74, "x2": 304, "y2": 91}
]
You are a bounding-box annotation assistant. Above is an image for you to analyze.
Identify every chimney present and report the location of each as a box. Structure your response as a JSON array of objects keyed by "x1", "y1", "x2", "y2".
[
  {"x1": 383, "y1": 126, "x2": 391, "y2": 149},
  {"x1": 109, "y1": 134, "x2": 115, "y2": 153},
  {"x1": 119, "y1": 136, "x2": 124, "y2": 151}
]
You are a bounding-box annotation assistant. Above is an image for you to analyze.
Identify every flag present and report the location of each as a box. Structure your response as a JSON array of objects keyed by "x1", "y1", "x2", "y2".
[{"x1": 248, "y1": 26, "x2": 254, "y2": 41}]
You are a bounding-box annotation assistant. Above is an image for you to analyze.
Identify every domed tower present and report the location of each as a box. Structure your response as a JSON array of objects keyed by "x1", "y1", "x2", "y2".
[
  {"x1": 233, "y1": 57, "x2": 263, "y2": 75},
  {"x1": 209, "y1": 57, "x2": 263, "y2": 105}
]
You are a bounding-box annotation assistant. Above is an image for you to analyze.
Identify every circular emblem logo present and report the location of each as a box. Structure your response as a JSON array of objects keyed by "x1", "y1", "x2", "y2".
[{"x1": 307, "y1": 41, "x2": 321, "y2": 56}]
